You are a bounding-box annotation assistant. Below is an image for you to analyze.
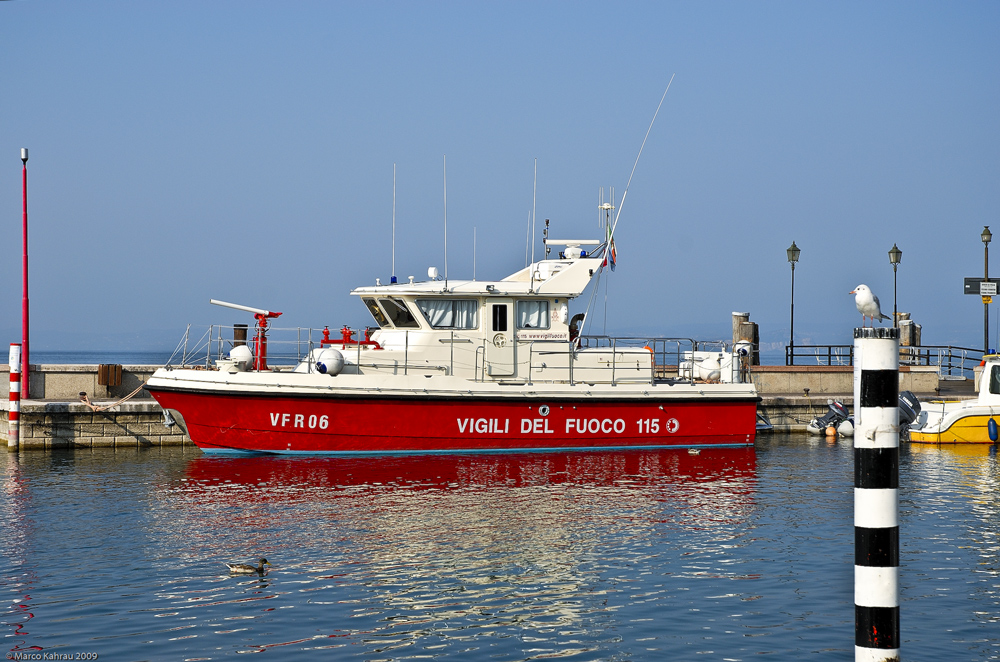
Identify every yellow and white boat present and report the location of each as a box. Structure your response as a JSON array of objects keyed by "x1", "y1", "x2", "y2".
[{"x1": 908, "y1": 355, "x2": 1000, "y2": 444}]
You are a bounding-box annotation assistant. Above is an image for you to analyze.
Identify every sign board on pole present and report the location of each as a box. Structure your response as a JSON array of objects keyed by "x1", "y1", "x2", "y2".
[{"x1": 964, "y1": 277, "x2": 1000, "y2": 295}]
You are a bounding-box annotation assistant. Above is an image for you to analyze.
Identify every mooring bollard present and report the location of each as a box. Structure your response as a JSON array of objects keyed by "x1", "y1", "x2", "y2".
[
  {"x1": 8, "y1": 343, "x2": 21, "y2": 451},
  {"x1": 853, "y1": 327, "x2": 900, "y2": 662}
]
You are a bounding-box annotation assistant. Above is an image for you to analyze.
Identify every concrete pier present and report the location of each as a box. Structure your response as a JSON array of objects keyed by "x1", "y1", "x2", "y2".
[
  {"x1": 0, "y1": 364, "x2": 192, "y2": 449},
  {"x1": 1, "y1": 399, "x2": 191, "y2": 449}
]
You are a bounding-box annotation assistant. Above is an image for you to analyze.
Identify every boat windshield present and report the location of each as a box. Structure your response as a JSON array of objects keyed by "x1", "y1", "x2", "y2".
[
  {"x1": 416, "y1": 299, "x2": 479, "y2": 329},
  {"x1": 516, "y1": 300, "x2": 550, "y2": 329},
  {"x1": 362, "y1": 298, "x2": 390, "y2": 328},
  {"x1": 380, "y1": 298, "x2": 420, "y2": 328},
  {"x1": 991, "y1": 365, "x2": 1000, "y2": 394}
]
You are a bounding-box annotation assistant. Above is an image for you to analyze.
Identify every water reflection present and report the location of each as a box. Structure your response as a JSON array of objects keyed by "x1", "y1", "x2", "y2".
[
  {"x1": 1, "y1": 456, "x2": 42, "y2": 654},
  {"x1": 902, "y1": 442, "x2": 1000, "y2": 636},
  {"x1": 140, "y1": 449, "x2": 757, "y2": 656},
  {"x1": 3, "y1": 440, "x2": 997, "y2": 657}
]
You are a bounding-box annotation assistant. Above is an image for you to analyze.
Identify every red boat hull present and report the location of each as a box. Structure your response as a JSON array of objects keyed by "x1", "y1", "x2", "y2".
[{"x1": 149, "y1": 387, "x2": 758, "y2": 454}]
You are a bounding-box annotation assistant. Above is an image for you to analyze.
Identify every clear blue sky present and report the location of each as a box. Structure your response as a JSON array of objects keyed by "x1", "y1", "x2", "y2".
[{"x1": 2, "y1": 2, "x2": 998, "y2": 353}]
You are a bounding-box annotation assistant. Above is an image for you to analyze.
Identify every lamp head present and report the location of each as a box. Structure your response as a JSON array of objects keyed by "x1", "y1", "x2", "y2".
[
  {"x1": 983, "y1": 226, "x2": 993, "y2": 246},
  {"x1": 20, "y1": 148, "x2": 28, "y2": 164},
  {"x1": 786, "y1": 241, "x2": 800, "y2": 265},
  {"x1": 888, "y1": 243, "x2": 902, "y2": 265}
]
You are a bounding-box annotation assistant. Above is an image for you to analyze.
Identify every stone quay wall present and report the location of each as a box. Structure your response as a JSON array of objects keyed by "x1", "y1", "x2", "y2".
[
  {"x1": 0, "y1": 365, "x2": 192, "y2": 449},
  {"x1": 1, "y1": 400, "x2": 192, "y2": 449}
]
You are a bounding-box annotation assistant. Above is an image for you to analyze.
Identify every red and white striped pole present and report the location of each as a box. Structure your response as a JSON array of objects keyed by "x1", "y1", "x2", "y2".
[
  {"x1": 21, "y1": 148, "x2": 30, "y2": 399},
  {"x1": 8, "y1": 344, "x2": 21, "y2": 451}
]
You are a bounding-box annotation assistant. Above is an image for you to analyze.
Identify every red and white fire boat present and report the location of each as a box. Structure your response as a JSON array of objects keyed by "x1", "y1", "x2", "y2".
[{"x1": 146, "y1": 233, "x2": 759, "y2": 454}]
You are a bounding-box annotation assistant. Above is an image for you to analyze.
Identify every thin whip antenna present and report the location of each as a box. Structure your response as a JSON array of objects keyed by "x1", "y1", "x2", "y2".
[
  {"x1": 524, "y1": 211, "x2": 531, "y2": 269},
  {"x1": 603, "y1": 269, "x2": 609, "y2": 334},
  {"x1": 473, "y1": 226, "x2": 477, "y2": 281},
  {"x1": 531, "y1": 159, "x2": 537, "y2": 265},
  {"x1": 443, "y1": 155, "x2": 448, "y2": 290},
  {"x1": 608, "y1": 74, "x2": 675, "y2": 245},
  {"x1": 392, "y1": 163, "x2": 396, "y2": 283}
]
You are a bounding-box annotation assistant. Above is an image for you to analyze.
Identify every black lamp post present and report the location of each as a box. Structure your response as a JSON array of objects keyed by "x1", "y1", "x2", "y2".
[
  {"x1": 787, "y1": 241, "x2": 800, "y2": 365},
  {"x1": 888, "y1": 243, "x2": 902, "y2": 328},
  {"x1": 983, "y1": 226, "x2": 992, "y2": 354}
]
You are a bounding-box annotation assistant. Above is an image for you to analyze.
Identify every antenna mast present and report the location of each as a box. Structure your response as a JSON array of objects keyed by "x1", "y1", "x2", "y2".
[
  {"x1": 524, "y1": 211, "x2": 531, "y2": 267},
  {"x1": 607, "y1": 74, "x2": 675, "y2": 246},
  {"x1": 391, "y1": 163, "x2": 397, "y2": 284},
  {"x1": 531, "y1": 158, "x2": 537, "y2": 266},
  {"x1": 443, "y1": 155, "x2": 448, "y2": 290}
]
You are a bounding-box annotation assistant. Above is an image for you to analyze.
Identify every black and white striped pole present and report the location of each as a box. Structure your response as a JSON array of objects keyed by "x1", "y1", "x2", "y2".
[{"x1": 853, "y1": 326, "x2": 900, "y2": 662}]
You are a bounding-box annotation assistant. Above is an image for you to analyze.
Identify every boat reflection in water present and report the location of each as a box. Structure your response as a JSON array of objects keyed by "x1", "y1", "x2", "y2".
[
  {"x1": 158, "y1": 448, "x2": 757, "y2": 656},
  {"x1": 181, "y1": 446, "x2": 757, "y2": 493}
]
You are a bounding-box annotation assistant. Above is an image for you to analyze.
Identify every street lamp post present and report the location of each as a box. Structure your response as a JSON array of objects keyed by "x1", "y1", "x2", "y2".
[
  {"x1": 984, "y1": 226, "x2": 992, "y2": 354},
  {"x1": 888, "y1": 243, "x2": 902, "y2": 328},
  {"x1": 787, "y1": 241, "x2": 800, "y2": 366}
]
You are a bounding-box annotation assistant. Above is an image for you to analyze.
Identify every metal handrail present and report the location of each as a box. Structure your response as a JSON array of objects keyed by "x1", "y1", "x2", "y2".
[
  {"x1": 784, "y1": 343, "x2": 984, "y2": 379},
  {"x1": 167, "y1": 326, "x2": 749, "y2": 385},
  {"x1": 784, "y1": 344, "x2": 854, "y2": 366}
]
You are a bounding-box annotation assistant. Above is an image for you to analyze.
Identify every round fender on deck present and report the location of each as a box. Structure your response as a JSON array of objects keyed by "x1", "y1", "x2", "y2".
[{"x1": 316, "y1": 348, "x2": 345, "y2": 376}]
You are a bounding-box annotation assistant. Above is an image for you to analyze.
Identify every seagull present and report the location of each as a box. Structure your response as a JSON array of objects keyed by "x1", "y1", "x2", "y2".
[
  {"x1": 850, "y1": 284, "x2": 891, "y2": 327},
  {"x1": 226, "y1": 558, "x2": 271, "y2": 574}
]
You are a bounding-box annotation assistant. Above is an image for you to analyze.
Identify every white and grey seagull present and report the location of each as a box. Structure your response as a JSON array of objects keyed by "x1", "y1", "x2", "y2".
[{"x1": 850, "y1": 284, "x2": 891, "y2": 327}]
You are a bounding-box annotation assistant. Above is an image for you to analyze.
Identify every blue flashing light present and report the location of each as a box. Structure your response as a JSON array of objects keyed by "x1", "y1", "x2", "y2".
[{"x1": 390, "y1": 276, "x2": 397, "y2": 284}]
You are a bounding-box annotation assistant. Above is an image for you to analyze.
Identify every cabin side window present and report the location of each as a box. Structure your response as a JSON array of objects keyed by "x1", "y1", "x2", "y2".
[
  {"x1": 990, "y1": 365, "x2": 1000, "y2": 395},
  {"x1": 379, "y1": 298, "x2": 420, "y2": 328},
  {"x1": 516, "y1": 300, "x2": 550, "y2": 329},
  {"x1": 416, "y1": 299, "x2": 479, "y2": 329},
  {"x1": 362, "y1": 298, "x2": 390, "y2": 328}
]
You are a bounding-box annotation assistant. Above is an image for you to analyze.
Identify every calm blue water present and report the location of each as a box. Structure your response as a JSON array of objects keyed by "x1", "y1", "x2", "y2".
[{"x1": 1, "y1": 436, "x2": 997, "y2": 660}]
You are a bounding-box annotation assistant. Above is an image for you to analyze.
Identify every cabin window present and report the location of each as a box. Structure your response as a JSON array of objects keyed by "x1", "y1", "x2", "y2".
[
  {"x1": 379, "y1": 298, "x2": 420, "y2": 328},
  {"x1": 492, "y1": 304, "x2": 508, "y2": 332},
  {"x1": 990, "y1": 366, "x2": 1000, "y2": 395},
  {"x1": 516, "y1": 300, "x2": 550, "y2": 329},
  {"x1": 362, "y1": 298, "x2": 390, "y2": 328},
  {"x1": 416, "y1": 299, "x2": 479, "y2": 329}
]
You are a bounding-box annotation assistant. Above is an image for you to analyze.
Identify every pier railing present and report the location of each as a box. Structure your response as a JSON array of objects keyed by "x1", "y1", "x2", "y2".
[{"x1": 785, "y1": 343, "x2": 983, "y2": 379}]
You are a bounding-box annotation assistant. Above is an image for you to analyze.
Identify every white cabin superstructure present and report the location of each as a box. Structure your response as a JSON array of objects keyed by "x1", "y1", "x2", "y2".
[{"x1": 323, "y1": 249, "x2": 658, "y2": 384}]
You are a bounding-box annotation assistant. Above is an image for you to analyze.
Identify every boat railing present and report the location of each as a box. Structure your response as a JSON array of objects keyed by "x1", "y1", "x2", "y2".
[
  {"x1": 167, "y1": 325, "x2": 476, "y2": 376},
  {"x1": 165, "y1": 326, "x2": 751, "y2": 385},
  {"x1": 166, "y1": 325, "x2": 330, "y2": 370},
  {"x1": 784, "y1": 342, "x2": 983, "y2": 379},
  {"x1": 571, "y1": 335, "x2": 742, "y2": 385}
]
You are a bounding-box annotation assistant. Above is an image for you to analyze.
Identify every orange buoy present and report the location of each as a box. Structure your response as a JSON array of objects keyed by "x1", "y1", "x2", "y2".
[{"x1": 825, "y1": 426, "x2": 837, "y2": 437}]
